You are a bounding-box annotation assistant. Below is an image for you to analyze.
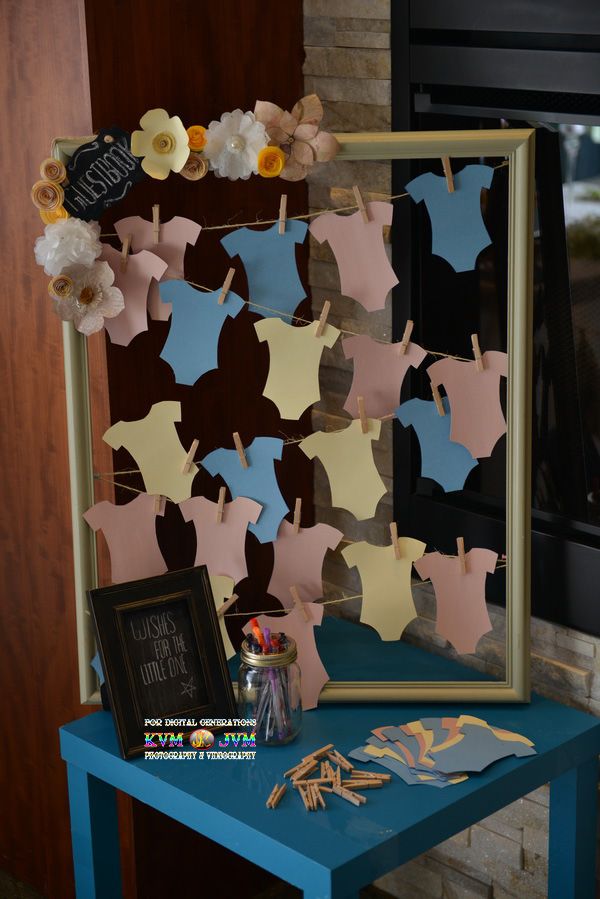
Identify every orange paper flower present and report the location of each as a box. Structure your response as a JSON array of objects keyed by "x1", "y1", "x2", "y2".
[
  {"x1": 39, "y1": 205, "x2": 70, "y2": 224},
  {"x1": 187, "y1": 125, "x2": 207, "y2": 151},
  {"x1": 257, "y1": 146, "x2": 286, "y2": 178}
]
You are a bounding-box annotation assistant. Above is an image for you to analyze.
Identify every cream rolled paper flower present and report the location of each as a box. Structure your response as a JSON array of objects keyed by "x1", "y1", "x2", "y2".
[
  {"x1": 203, "y1": 109, "x2": 267, "y2": 180},
  {"x1": 130, "y1": 108, "x2": 190, "y2": 180},
  {"x1": 34, "y1": 217, "x2": 102, "y2": 277},
  {"x1": 52, "y1": 261, "x2": 124, "y2": 336}
]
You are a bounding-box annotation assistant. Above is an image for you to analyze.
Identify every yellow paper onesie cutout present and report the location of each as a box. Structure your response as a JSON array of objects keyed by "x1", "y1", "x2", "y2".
[
  {"x1": 342, "y1": 537, "x2": 426, "y2": 640},
  {"x1": 103, "y1": 400, "x2": 197, "y2": 504},
  {"x1": 209, "y1": 574, "x2": 236, "y2": 660},
  {"x1": 299, "y1": 418, "x2": 386, "y2": 520},
  {"x1": 254, "y1": 319, "x2": 340, "y2": 419}
]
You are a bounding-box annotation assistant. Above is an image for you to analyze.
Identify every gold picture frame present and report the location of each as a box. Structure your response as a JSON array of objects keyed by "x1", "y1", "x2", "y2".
[{"x1": 53, "y1": 128, "x2": 535, "y2": 705}]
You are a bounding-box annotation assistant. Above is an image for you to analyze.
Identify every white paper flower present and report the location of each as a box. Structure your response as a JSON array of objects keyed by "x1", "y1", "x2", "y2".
[
  {"x1": 203, "y1": 109, "x2": 267, "y2": 180},
  {"x1": 34, "y1": 217, "x2": 102, "y2": 277},
  {"x1": 52, "y1": 261, "x2": 124, "y2": 336}
]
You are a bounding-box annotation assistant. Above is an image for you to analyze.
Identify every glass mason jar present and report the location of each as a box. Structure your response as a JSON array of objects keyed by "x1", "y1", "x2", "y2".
[{"x1": 237, "y1": 635, "x2": 302, "y2": 746}]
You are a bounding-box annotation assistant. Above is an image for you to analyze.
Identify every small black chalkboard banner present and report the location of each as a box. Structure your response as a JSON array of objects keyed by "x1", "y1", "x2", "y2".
[
  {"x1": 63, "y1": 126, "x2": 145, "y2": 221},
  {"x1": 89, "y1": 567, "x2": 236, "y2": 758}
]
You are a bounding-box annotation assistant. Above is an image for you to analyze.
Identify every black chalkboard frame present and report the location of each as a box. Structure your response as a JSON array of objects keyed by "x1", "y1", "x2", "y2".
[{"x1": 89, "y1": 566, "x2": 236, "y2": 758}]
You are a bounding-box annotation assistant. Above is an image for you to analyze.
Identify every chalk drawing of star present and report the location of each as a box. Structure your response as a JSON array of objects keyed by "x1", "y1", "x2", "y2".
[{"x1": 180, "y1": 677, "x2": 196, "y2": 698}]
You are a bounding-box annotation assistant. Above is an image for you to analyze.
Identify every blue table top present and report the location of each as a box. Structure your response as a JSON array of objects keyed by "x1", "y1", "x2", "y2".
[{"x1": 61, "y1": 682, "x2": 600, "y2": 882}]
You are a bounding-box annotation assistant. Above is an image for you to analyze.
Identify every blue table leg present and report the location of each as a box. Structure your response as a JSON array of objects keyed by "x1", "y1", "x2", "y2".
[
  {"x1": 66, "y1": 763, "x2": 123, "y2": 899},
  {"x1": 548, "y1": 756, "x2": 598, "y2": 899}
]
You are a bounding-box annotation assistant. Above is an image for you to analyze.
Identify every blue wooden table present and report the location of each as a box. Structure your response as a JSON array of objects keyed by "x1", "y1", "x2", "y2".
[{"x1": 61, "y1": 689, "x2": 600, "y2": 899}]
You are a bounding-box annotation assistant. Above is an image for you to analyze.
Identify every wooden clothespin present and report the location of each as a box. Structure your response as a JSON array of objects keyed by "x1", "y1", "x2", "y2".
[
  {"x1": 278, "y1": 194, "x2": 287, "y2": 235},
  {"x1": 398, "y1": 319, "x2": 414, "y2": 356},
  {"x1": 152, "y1": 204, "x2": 160, "y2": 243},
  {"x1": 219, "y1": 267, "x2": 235, "y2": 305},
  {"x1": 290, "y1": 585, "x2": 309, "y2": 622},
  {"x1": 357, "y1": 396, "x2": 369, "y2": 434},
  {"x1": 233, "y1": 431, "x2": 248, "y2": 469},
  {"x1": 471, "y1": 333, "x2": 484, "y2": 371},
  {"x1": 315, "y1": 299, "x2": 331, "y2": 338},
  {"x1": 120, "y1": 233, "x2": 132, "y2": 272},
  {"x1": 353, "y1": 185, "x2": 369, "y2": 223},
  {"x1": 457, "y1": 537, "x2": 467, "y2": 574},
  {"x1": 154, "y1": 495, "x2": 166, "y2": 515},
  {"x1": 431, "y1": 384, "x2": 446, "y2": 416},
  {"x1": 216, "y1": 486, "x2": 226, "y2": 523},
  {"x1": 389, "y1": 522, "x2": 401, "y2": 560},
  {"x1": 293, "y1": 497, "x2": 302, "y2": 534},
  {"x1": 441, "y1": 157, "x2": 455, "y2": 193},
  {"x1": 181, "y1": 438, "x2": 199, "y2": 474},
  {"x1": 217, "y1": 593, "x2": 238, "y2": 618}
]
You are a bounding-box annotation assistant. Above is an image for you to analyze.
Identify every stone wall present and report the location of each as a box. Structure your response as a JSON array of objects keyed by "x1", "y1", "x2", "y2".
[{"x1": 303, "y1": 3, "x2": 600, "y2": 897}]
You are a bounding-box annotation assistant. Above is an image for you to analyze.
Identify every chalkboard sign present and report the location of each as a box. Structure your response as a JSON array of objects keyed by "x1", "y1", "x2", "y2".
[
  {"x1": 89, "y1": 567, "x2": 236, "y2": 758},
  {"x1": 63, "y1": 126, "x2": 145, "y2": 221}
]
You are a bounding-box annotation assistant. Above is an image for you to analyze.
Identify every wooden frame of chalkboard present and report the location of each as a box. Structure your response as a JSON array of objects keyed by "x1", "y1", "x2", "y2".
[{"x1": 89, "y1": 566, "x2": 236, "y2": 758}]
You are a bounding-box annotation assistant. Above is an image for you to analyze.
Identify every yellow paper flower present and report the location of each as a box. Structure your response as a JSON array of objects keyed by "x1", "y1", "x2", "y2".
[
  {"x1": 31, "y1": 180, "x2": 64, "y2": 210},
  {"x1": 257, "y1": 146, "x2": 286, "y2": 178},
  {"x1": 187, "y1": 125, "x2": 207, "y2": 151},
  {"x1": 131, "y1": 108, "x2": 190, "y2": 180},
  {"x1": 39, "y1": 206, "x2": 70, "y2": 224},
  {"x1": 40, "y1": 158, "x2": 67, "y2": 183}
]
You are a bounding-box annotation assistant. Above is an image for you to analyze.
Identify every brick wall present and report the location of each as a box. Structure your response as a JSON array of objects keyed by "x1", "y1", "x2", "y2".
[{"x1": 303, "y1": 3, "x2": 600, "y2": 897}]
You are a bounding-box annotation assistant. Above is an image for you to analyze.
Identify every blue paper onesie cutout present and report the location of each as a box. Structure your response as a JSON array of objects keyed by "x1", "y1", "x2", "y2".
[
  {"x1": 221, "y1": 220, "x2": 308, "y2": 319},
  {"x1": 406, "y1": 164, "x2": 494, "y2": 272},
  {"x1": 159, "y1": 280, "x2": 245, "y2": 385},
  {"x1": 201, "y1": 436, "x2": 288, "y2": 543},
  {"x1": 91, "y1": 651, "x2": 105, "y2": 686},
  {"x1": 396, "y1": 397, "x2": 478, "y2": 492}
]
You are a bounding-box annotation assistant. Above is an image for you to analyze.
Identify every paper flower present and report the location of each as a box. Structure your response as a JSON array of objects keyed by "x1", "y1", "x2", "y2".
[
  {"x1": 34, "y1": 217, "x2": 102, "y2": 276},
  {"x1": 131, "y1": 108, "x2": 190, "y2": 179},
  {"x1": 52, "y1": 261, "x2": 124, "y2": 336},
  {"x1": 31, "y1": 179, "x2": 64, "y2": 211},
  {"x1": 39, "y1": 158, "x2": 67, "y2": 184},
  {"x1": 203, "y1": 110, "x2": 267, "y2": 181},
  {"x1": 179, "y1": 152, "x2": 208, "y2": 181},
  {"x1": 48, "y1": 274, "x2": 74, "y2": 299},
  {"x1": 39, "y1": 206, "x2": 70, "y2": 225},
  {"x1": 257, "y1": 146, "x2": 286, "y2": 178},
  {"x1": 254, "y1": 94, "x2": 339, "y2": 181},
  {"x1": 187, "y1": 125, "x2": 207, "y2": 151}
]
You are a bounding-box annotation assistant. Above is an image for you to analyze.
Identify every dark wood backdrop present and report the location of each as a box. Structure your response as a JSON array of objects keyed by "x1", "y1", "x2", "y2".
[{"x1": 2, "y1": 1, "x2": 308, "y2": 896}]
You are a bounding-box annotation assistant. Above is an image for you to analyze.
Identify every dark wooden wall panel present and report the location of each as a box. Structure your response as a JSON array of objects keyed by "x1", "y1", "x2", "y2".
[
  {"x1": 0, "y1": 2, "x2": 95, "y2": 897},
  {"x1": 82, "y1": 1, "x2": 308, "y2": 895}
]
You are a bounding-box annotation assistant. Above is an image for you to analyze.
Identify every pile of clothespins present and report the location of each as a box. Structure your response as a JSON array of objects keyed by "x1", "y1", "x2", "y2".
[{"x1": 265, "y1": 742, "x2": 391, "y2": 811}]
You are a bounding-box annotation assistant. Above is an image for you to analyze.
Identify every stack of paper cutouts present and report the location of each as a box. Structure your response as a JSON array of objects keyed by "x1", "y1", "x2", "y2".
[{"x1": 349, "y1": 716, "x2": 536, "y2": 788}]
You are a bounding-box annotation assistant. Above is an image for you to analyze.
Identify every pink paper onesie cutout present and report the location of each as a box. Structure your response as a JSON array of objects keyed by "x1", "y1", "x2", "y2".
[
  {"x1": 243, "y1": 603, "x2": 328, "y2": 710},
  {"x1": 83, "y1": 492, "x2": 167, "y2": 584},
  {"x1": 309, "y1": 201, "x2": 398, "y2": 312},
  {"x1": 414, "y1": 548, "x2": 498, "y2": 654},
  {"x1": 343, "y1": 334, "x2": 427, "y2": 419},
  {"x1": 115, "y1": 216, "x2": 201, "y2": 320},
  {"x1": 101, "y1": 244, "x2": 168, "y2": 346},
  {"x1": 179, "y1": 495, "x2": 262, "y2": 583},
  {"x1": 267, "y1": 520, "x2": 343, "y2": 607},
  {"x1": 427, "y1": 351, "x2": 508, "y2": 458}
]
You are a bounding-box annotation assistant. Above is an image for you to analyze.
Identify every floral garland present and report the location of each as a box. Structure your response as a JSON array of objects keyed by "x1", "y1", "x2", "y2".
[{"x1": 30, "y1": 95, "x2": 338, "y2": 334}]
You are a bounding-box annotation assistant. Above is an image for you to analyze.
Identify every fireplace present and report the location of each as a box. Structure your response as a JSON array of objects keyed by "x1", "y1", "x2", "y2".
[{"x1": 392, "y1": 1, "x2": 600, "y2": 634}]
